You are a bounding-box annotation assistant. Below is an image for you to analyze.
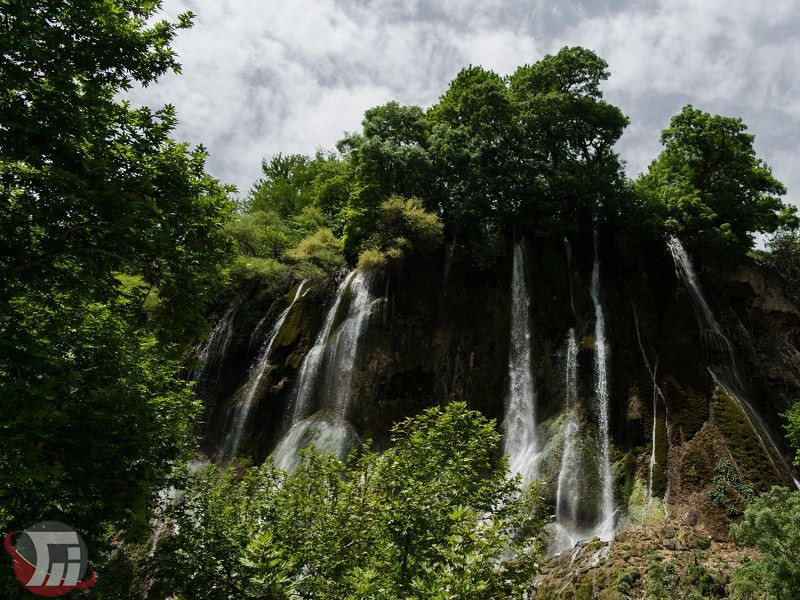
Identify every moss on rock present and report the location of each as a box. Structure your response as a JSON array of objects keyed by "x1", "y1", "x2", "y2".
[{"x1": 712, "y1": 386, "x2": 781, "y2": 491}]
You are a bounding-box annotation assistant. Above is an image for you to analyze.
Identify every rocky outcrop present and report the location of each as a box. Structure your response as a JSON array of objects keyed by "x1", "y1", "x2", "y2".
[
  {"x1": 197, "y1": 230, "x2": 800, "y2": 542},
  {"x1": 533, "y1": 520, "x2": 755, "y2": 599}
]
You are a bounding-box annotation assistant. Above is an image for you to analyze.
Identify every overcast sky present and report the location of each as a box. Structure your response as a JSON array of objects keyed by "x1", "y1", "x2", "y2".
[{"x1": 133, "y1": 0, "x2": 799, "y2": 206}]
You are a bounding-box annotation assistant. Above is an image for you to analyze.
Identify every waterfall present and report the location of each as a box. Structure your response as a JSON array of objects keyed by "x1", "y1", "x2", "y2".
[
  {"x1": 564, "y1": 328, "x2": 578, "y2": 408},
  {"x1": 291, "y1": 271, "x2": 359, "y2": 423},
  {"x1": 503, "y1": 241, "x2": 539, "y2": 483},
  {"x1": 563, "y1": 236, "x2": 576, "y2": 318},
  {"x1": 218, "y1": 281, "x2": 308, "y2": 461},
  {"x1": 319, "y1": 273, "x2": 374, "y2": 420},
  {"x1": 667, "y1": 236, "x2": 799, "y2": 488},
  {"x1": 632, "y1": 305, "x2": 666, "y2": 500},
  {"x1": 443, "y1": 238, "x2": 456, "y2": 290},
  {"x1": 276, "y1": 270, "x2": 375, "y2": 468},
  {"x1": 551, "y1": 328, "x2": 583, "y2": 553},
  {"x1": 590, "y1": 236, "x2": 616, "y2": 540},
  {"x1": 196, "y1": 302, "x2": 238, "y2": 395}
]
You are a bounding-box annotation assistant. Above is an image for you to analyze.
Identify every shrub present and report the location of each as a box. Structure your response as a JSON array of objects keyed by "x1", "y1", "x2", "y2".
[
  {"x1": 730, "y1": 486, "x2": 800, "y2": 599},
  {"x1": 284, "y1": 228, "x2": 345, "y2": 273},
  {"x1": 357, "y1": 248, "x2": 388, "y2": 272},
  {"x1": 141, "y1": 402, "x2": 548, "y2": 599}
]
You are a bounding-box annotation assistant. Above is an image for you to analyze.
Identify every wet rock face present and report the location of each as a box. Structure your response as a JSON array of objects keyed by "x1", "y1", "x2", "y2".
[
  {"x1": 533, "y1": 520, "x2": 755, "y2": 600},
  {"x1": 198, "y1": 231, "x2": 800, "y2": 537}
]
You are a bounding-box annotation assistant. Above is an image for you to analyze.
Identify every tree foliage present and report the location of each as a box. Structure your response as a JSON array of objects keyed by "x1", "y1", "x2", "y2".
[
  {"x1": 0, "y1": 1, "x2": 233, "y2": 579},
  {"x1": 730, "y1": 487, "x2": 800, "y2": 600},
  {"x1": 636, "y1": 105, "x2": 796, "y2": 254},
  {"x1": 129, "y1": 402, "x2": 547, "y2": 600}
]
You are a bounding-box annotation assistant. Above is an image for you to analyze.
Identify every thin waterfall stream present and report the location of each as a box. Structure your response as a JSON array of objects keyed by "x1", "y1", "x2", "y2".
[
  {"x1": 551, "y1": 328, "x2": 583, "y2": 554},
  {"x1": 632, "y1": 305, "x2": 667, "y2": 501},
  {"x1": 667, "y1": 236, "x2": 799, "y2": 488},
  {"x1": 503, "y1": 240, "x2": 540, "y2": 484},
  {"x1": 218, "y1": 281, "x2": 308, "y2": 462},
  {"x1": 196, "y1": 302, "x2": 238, "y2": 396},
  {"x1": 590, "y1": 235, "x2": 616, "y2": 541}
]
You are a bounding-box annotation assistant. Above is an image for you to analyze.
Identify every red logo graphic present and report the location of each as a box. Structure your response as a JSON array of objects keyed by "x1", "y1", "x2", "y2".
[{"x1": 4, "y1": 521, "x2": 96, "y2": 596}]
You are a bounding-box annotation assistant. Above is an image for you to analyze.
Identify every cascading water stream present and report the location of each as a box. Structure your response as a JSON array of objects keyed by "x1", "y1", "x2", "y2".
[
  {"x1": 196, "y1": 302, "x2": 238, "y2": 395},
  {"x1": 443, "y1": 238, "x2": 456, "y2": 291},
  {"x1": 632, "y1": 305, "x2": 667, "y2": 501},
  {"x1": 667, "y1": 236, "x2": 799, "y2": 488},
  {"x1": 590, "y1": 236, "x2": 616, "y2": 540},
  {"x1": 319, "y1": 273, "x2": 374, "y2": 420},
  {"x1": 291, "y1": 271, "x2": 360, "y2": 424},
  {"x1": 563, "y1": 236, "x2": 577, "y2": 319},
  {"x1": 274, "y1": 270, "x2": 376, "y2": 469},
  {"x1": 218, "y1": 281, "x2": 308, "y2": 462},
  {"x1": 551, "y1": 328, "x2": 583, "y2": 553},
  {"x1": 503, "y1": 241, "x2": 539, "y2": 484}
]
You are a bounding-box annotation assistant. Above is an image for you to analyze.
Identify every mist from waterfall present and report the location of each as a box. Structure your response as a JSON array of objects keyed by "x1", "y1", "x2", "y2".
[
  {"x1": 667, "y1": 236, "x2": 799, "y2": 488},
  {"x1": 273, "y1": 415, "x2": 359, "y2": 471},
  {"x1": 503, "y1": 240, "x2": 539, "y2": 484},
  {"x1": 218, "y1": 281, "x2": 308, "y2": 462},
  {"x1": 590, "y1": 237, "x2": 616, "y2": 541},
  {"x1": 275, "y1": 270, "x2": 376, "y2": 469}
]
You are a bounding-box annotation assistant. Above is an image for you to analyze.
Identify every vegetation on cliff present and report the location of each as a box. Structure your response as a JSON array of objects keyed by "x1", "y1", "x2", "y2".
[{"x1": 3, "y1": 2, "x2": 800, "y2": 599}]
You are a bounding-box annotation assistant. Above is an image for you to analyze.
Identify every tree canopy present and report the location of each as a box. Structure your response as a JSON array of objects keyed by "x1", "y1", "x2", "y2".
[
  {"x1": 124, "y1": 402, "x2": 547, "y2": 600},
  {"x1": 636, "y1": 105, "x2": 795, "y2": 253},
  {"x1": 0, "y1": 1, "x2": 234, "y2": 577}
]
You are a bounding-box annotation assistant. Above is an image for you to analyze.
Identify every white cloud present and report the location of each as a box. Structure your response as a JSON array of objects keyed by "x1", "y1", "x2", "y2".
[{"x1": 130, "y1": 0, "x2": 800, "y2": 206}]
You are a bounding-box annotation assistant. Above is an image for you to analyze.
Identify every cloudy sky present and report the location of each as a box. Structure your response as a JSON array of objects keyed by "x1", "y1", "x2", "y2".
[{"x1": 134, "y1": 0, "x2": 800, "y2": 205}]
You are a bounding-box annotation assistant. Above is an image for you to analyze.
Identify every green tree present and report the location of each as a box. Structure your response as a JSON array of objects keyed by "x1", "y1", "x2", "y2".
[
  {"x1": 730, "y1": 486, "x2": 800, "y2": 600},
  {"x1": 1, "y1": 2, "x2": 234, "y2": 339},
  {"x1": 246, "y1": 152, "x2": 349, "y2": 224},
  {"x1": 0, "y1": 1, "x2": 233, "y2": 579},
  {"x1": 140, "y1": 402, "x2": 546, "y2": 599},
  {"x1": 765, "y1": 227, "x2": 800, "y2": 305},
  {"x1": 337, "y1": 102, "x2": 437, "y2": 255},
  {"x1": 635, "y1": 105, "x2": 796, "y2": 254},
  {"x1": 508, "y1": 47, "x2": 629, "y2": 232},
  {"x1": 428, "y1": 66, "x2": 518, "y2": 227}
]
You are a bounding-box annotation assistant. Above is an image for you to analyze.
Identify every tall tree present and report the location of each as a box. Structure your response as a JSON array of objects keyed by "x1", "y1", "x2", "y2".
[
  {"x1": 0, "y1": 0, "x2": 234, "y2": 571},
  {"x1": 508, "y1": 46, "x2": 629, "y2": 232},
  {"x1": 428, "y1": 66, "x2": 519, "y2": 228},
  {"x1": 337, "y1": 101, "x2": 437, "y2": 254},
  {"x1": 636, "y1": 105, "x2": 796, "y2": 253}
]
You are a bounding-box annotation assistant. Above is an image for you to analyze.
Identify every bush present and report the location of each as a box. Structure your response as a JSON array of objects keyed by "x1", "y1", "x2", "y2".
[
  {"x1": 377, "y1": 195, "x2": 444, "y2": 253},
  {"x1": 357, "y1": 248, "x2": 388, "y2": 271},
  {"x1": 284, "y1": 228, "x2": 346, "y2": 274},
  {"x1": 354, "y1": 196, "x2": 443, "y2": 268},
  {"x1": 730, "y1": 486, "x2": 800, "y2": 599},
  {"x1": 708, "y1": 458, "x2": 755, "y2": 518},
  {"x1": 135, "y1": 402, "x2": 547, "y2": 599},
  {"x1": 229, "y1": 256, "x2": 293, "y2": 289}
]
